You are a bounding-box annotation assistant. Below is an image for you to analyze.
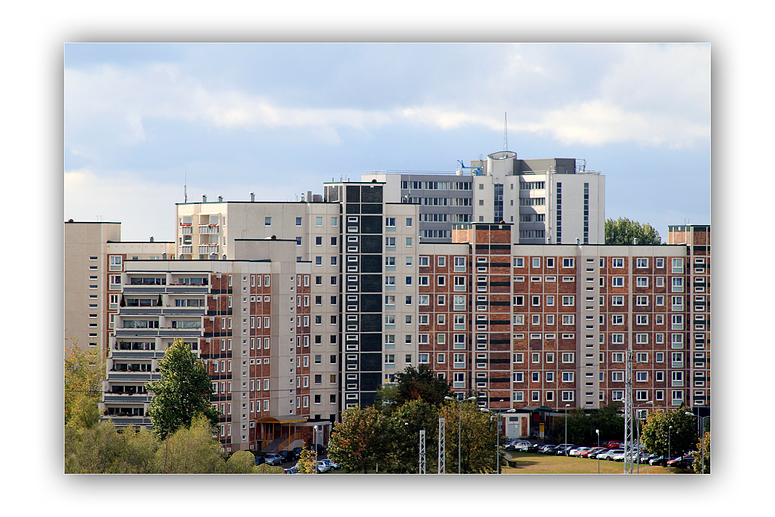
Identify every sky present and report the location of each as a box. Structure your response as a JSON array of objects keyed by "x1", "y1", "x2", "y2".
[{"x1": 64, "y1": 42, "x2": 710, "y2": 242}]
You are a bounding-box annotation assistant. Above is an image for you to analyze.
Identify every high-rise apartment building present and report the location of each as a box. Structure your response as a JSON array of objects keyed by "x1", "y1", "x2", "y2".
[{"x1": 362, "y1": 150, "x2": 604, "y2": 245}]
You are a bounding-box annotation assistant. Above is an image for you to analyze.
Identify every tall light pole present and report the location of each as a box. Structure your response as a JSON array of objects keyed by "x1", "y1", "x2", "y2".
[
  {"x1": 564, "y1": 403, "x2": 571, "y2": 455},
  {"x1": 445, "y1": 395, "x2": 476, "y2": 474},
  {"x1": 668, "y1": 425, "x2": 673, "y2": 474},
  {"x1": 595, "y1": 429, "x2": 600, "y2": 474}
]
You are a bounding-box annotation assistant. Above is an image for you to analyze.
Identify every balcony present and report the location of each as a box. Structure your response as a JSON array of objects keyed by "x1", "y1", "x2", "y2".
[
  {"x1": 199, "y1": 224, "x2": 220, "y2": 234},
  {"x1": 180, "y1": 226, "x2": 192, "y2": 235},
  {"x1": 103, "y1": 394, "x2": 152, "y2": 404},
  {"x1": 199, "y1": 244, "x2": 220, "y2": 255}
]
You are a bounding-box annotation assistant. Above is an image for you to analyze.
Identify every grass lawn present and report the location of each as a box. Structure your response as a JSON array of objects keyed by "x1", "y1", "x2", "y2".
[{"x1": 501, "y1": 452, "x2": 690, "y2": 475}]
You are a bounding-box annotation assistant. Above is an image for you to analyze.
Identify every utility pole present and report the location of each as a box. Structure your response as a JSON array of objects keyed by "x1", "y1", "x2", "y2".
[
  {"x1": 419, "y1": 429, "x2": 426, "y2": 474},
  {"x1": 438, "y1": 418, "x2": 445, "y2": 474}
]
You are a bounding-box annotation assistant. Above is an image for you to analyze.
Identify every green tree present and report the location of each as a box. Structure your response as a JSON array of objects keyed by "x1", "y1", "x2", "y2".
[
  {"x1": 225, "y1": 450, "x2": 258, "y2": 473},
  {"x1": 328, "y1": 405, "x2": 386, "y2": 473},
  {"x1": 146, "y1": 339, "x2": 220, "y2": 439},
  {"x1": 382, "y1": 398, "x2": 439, "y2": 473},
  {"x1": 156, "y1": 414, "x2": 226, "y2": 473},
  {"x1": 64, "y1": 339, "x2": 105, "y2": 429},
  {"x1": 605, "y1": 217, "x2": 662, "y2": 245},
  {"x1": 692, "y1": 431, "x2": 710, "y2": 474},
  {"x1": 439, "y1": 400, "x2": 497, "y2": 474},
  {"x1": 640, "y1": 407, "x2": 696, "y2": 457},
  {"x1": 393, "y1": 365, "x2": 452, "y2": 407}
]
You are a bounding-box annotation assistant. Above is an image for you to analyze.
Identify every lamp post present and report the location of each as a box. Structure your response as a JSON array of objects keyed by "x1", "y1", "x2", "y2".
[
  {"x1": 313, "y1": 424, "x2": 318, "y2": 473},
  {"x1": 595, "y1": 429, "x2": 600, "y2": 474},
  {"x1": 668, "y1": 425, "x2": 673, "y2": 474},
  {"x1": 564, "y1": 403, "x2": 571, "y2": 456},
  {"x1": 686, "y1": 410, "x2": 704, "y2": 474},
  {"x1": 481, "y1": 402, "x2": 515, "y2": 474},
  {"x1": 445, "y1": 395, "x2": 476, "y2": 474}
]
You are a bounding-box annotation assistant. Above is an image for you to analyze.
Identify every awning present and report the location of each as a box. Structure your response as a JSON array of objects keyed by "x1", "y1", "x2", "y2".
[
  {"x1": 514, "y1": 405, "x2": 554, "y2": 413},
  {"x1": 255, "y1": 416, "x2": 308, "y2": 424}
]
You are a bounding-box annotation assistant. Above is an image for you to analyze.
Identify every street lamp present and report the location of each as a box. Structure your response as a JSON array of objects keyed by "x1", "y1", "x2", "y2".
[
  {"x1": 481, "y1": 402, "x2": 515, "y2": 474},
  {"x1": 595, "y1": 429, "x2": 600, "y2": 474},
  {"x1": 686, "y1": 410, "x2": 704, "y2": 474},
  {"x1": 445, "y1": 395, "x2": 476, "y2": 474},
  {"x1": 564, "y1": 403, "x2": 571, "y2": 456},
  {"x1": 668, "y1": 425, "x2": 673, "y2": 474}
]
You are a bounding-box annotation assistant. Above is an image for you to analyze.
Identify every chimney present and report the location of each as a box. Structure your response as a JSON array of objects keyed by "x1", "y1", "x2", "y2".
[
  {"x1": 218, "y1": 196, "x2": 223, "y2": 202},
  {"x1": 250, "y1": 192, "x2": 255, "y2": 202},
  {"x1": 202, "y1": 195, "x2": 207, "y2": 203}
]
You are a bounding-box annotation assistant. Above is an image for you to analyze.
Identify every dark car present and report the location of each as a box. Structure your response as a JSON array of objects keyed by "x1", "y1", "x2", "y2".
[
  {"x1": 278, "y1": 450, "x2": 298, "y2": 462},
  {"x1": 667, "y1": 455, "x2": 694, "y2": 470},
  {"x1": 253, "y1": 455, "x2": 265, "y2": 466}
]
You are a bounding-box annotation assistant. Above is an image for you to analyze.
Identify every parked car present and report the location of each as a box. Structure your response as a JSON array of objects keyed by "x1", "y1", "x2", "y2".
[
  {"x1": 253, "y1": 455, "x2": 265, "y2": 466},
  {"x1": 284, "y1": 465, "x2": 299, "y2": 474},
  {"x1": 555, "y1": 444, "x2": 577, "y2": 455},
  {"x1": 667, "y1": 455, "x2": 694, "y2": 470},
  {"x1": 538, "y1": 444, "x2": 559, "y2": 454},
  {"x1": 315, "y1": 460, "x2": 330, "y2": 473},
  {"x1": 264, "y1": 453, "x2": 283, "y2": 466},
  {"x1": 582, "y1": 447, "x2": 605, "y2": 458},
  {"x1": 611, "y1": 450, "x2": 627, "y2": 461},
  {"x1": 569, "y1": 447, "x2": 590, "y2": 457},
  {"x1": 604, "y1": 441, "x2": 623, "y2": 449},
  {"x1": 648, "y1": 455, "x2": 666, "y2": 466},
  {"x1": 318, "y1": 458, "x2": 340, "y2": 470},
  {"x1": 278, "y1": 450, "x2": 298, "y2": 462},
  {"x1": 598, "y1": 448, "x2": 623, "y2": 461},
  {"x1": 506, "y1": 440, "x2": 532, "y2": 451}
]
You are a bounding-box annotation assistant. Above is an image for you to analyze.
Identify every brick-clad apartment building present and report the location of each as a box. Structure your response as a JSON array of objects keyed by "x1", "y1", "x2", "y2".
[{"x1": 64, "y1": 156, "x2": 709, "y2": 452}]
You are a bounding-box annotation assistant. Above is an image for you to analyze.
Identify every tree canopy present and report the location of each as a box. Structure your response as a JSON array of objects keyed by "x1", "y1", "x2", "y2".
[
  {"x1": 640, "y1": 407, "x2": 697, "y2": 457},
  {"x1": 64, "y1": 339, "x2": 105, "y2": 429},
  {"x1": 146, "y1": 339, "x2": 220, "y2": 439},
  {"x1": 605, "y1": 217, "x2": 661, "y2": 245},
  {"x1": 393, "y1": 365, "x2": 452, "y2": 407}
]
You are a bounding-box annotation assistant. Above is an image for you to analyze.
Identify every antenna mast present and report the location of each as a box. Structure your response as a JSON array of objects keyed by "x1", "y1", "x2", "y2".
[
  {"x1": 184, "y1": 173, "x2": 188, "y2": 203},
  {"x1": 503, "y1": 112, "x2": 508, "y2": 151}
]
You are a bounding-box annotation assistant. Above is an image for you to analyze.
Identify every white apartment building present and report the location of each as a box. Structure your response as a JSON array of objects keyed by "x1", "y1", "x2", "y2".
[{"x1": 362, "y1": 149, "x2": 605, "y2": 245}]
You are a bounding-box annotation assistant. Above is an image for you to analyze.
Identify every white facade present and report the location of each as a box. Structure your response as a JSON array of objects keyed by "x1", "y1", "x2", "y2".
[{"x1": 362, "y1": 150, "x2": 605, "y2": 245}]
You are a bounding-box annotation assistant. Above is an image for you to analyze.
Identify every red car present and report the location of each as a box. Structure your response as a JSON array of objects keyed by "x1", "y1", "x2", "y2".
[{"x1": 604, "y1": 441, "x2": 623, "y2": 449}]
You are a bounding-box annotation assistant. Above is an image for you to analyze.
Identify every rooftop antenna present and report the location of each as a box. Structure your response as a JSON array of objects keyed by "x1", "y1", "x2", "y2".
[
  {"x1": 184, "y1": 173, "x2": 188, "y2": 203},
  {"x1": 503, "y1": 112, "x2": 508, "y2": 151}
]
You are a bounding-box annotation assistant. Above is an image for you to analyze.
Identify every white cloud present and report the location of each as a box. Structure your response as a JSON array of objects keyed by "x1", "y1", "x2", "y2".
[
  {"x1": 64, "y1": 168, "x2": 180, "y2": 241},
  {"x1": 65, "y1": 44, "x2": 710, "y2": 155},
  {"x1": 531, "y1": 99, "x2": 709, "y2": 148}
]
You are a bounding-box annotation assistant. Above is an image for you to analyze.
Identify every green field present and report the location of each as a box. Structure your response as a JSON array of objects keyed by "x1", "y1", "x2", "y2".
[{"x1": 501, "y1": 452, "x2": 688, "y2": 475}]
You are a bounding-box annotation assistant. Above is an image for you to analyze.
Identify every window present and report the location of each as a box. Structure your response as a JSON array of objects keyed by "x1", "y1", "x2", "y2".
[
  {"x1": 612, "y1": 258, "x2": 624, "y2": 268},
  {"x1": 611, "y1": 277, "x2": 624, "y2": 287},
  {"x1": 671, "y1": 258, "x2": 684, "y2": 273},
  {"x1": 264, "y1": 217, "x2": 271, "y2": 226},
  {"x1": 636, "y1": 257, "x2": 649, "y2": 268},
  {"x1": 385, "y1": 217, "x2": 396, "y2": 227},
  {"x1": 562, "y1": 296, "x2": 575, "y2": 306},
  {"x1": 562, "y1": 257, "x2": 574, "y2": 268}
]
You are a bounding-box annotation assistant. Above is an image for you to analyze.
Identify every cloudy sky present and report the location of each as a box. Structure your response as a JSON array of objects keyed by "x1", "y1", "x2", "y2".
[{"x1": 64, "y1": 42, "x2": 710, "y2": 242}]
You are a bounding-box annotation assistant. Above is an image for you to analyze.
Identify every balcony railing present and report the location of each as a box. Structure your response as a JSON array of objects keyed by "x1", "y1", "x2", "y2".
[
  {"x1": 199, "y1": 244, "x2": 219, "y2": 254},
  {"x1": 199, "y1": 224, "x2": 220, "y2": 234}
]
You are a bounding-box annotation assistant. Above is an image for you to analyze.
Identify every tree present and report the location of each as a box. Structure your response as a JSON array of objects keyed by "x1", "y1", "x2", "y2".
[
  {"x1": 640, "y1": 407, "x2": 697, "y2": 457},
  {"x1": 382, "y1": 398, "x2": 439, "y2": 473},
  {"x1": 328, "y1": 406, "x2": 386, "y2": 473},
  {"x1": 146, "y1": 339, "x2": 220, "y2": 439},
  {"x1": 605, "y1": 217, "x2": 661, "y2": 245},
  {"x1": 156, "y1": 414, "x2": 227, "y2": 473},
  {"x1": 393, "y1": 365, "x2": 452, "y2": 407},
  {"x1": 64, "y1": 339, "x2": 105, "y2": 429},
  {"x1": 225, "y1": 450, "x2": 258, "y2": 474},
  {"x1": 438, "y1": 400, "x2": 497, "y2": 474},
  {"x1": 692, "y1": 431, "x2": 710, "y2": 474},
  {"x1": 296, "y1": 447, "x2": 318, "y2": 474}
]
